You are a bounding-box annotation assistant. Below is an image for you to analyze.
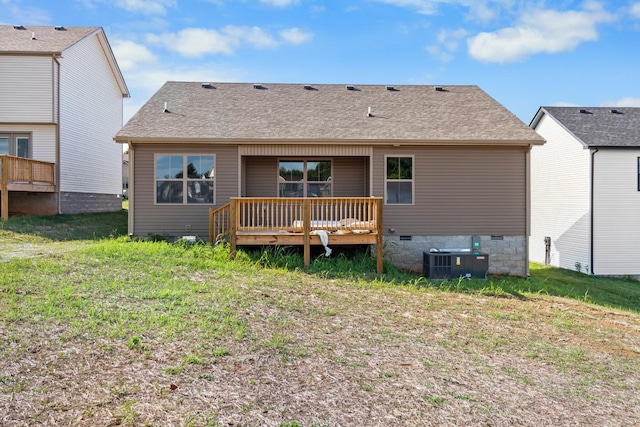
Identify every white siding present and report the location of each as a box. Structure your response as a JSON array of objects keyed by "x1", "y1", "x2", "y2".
[
  {"x1": 0, "y1": 124, "x2": 56, "y2": 162},
  {"x1": 530, "y1": 113, "x2": 591, "y2": 272},
  {"x1": 592, "y1": 149, "x2": 640, "y2": 275},
  {"x1": 0, "y1": 55, "x2": 53, "y2": 122},
  {"x1": 58, "y1": 34, "x2": 124, "y2": 194}
]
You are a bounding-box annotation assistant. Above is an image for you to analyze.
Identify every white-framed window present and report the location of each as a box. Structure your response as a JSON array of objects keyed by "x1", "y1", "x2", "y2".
[
  {"x1": 0, "y1": 133, "x2": 30, "y2": 158},
  {"x1": 385, "y1": 155, "x2": 414, "y2": 204},
  {"x1": 278, "y1": 159, "x2": 332, "y2": 197},
  {"x1": 155, "y1": 154, "x2": 215, "y2": 204}
]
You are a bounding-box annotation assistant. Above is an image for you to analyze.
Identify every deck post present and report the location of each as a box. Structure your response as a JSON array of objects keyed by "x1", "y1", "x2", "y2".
[
  {"x1": 303, "y1": 198, "x2": 311, "y2": 268},
  {"x1": 1, "y1": 157, "x2": 8, "y2": 221},
  {"x1": 208, "y1": 208, "x2": 214, "y2": 244},
  {"x1": 376, "y1": 198, "x2": 384, "y2": 274},
  {"x1": 229, "y1": 198, "x2": 237, "y2": 259}
]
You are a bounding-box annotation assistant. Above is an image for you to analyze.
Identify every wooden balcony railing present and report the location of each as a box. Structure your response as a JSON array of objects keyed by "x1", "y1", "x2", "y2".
[
  {"x1": 209, "y1": 197, "x2": 384, "y2": 273},
  {"x1": 1, "y1": 155, "x2": 56, "y2": 220},
  {"x1": 208, "y1": 203, "x2": 231, "y2": 244}
]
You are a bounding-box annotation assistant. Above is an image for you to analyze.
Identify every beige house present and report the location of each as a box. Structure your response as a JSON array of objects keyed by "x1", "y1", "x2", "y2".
[
  {"x1": 0, "y1": 25, "x2": 129, "y2": 220},
  {"x1": 115, "y1": 82, "x2": 544, "y2": 276}
]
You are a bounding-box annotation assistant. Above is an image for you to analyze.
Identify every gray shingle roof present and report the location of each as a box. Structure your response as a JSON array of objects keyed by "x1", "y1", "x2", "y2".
[
  {"x1": 537, "y1": 107, "x2": 640, "y2": 147},
  {"x1": 0, "y1": 25, "x2": 99, "y2": 54},
  {"x1": 116, "y1": 82, "x2": 544, "y2": 144}
]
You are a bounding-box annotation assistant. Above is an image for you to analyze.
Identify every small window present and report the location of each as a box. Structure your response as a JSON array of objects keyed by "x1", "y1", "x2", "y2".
[
  {"x1": 385, "y1": 155, "x2": 414, "y2": 204},
  {"x1": 155, "y1": 154, "x2": 215, "y2": 204},
  {"x1": 0, "y1": 133, "x2": 30, "y2": 158},
  {"x1": 279, "y1": 160, "x2": 331, "y2": 197},
  {"x1": 0, "y1": 136, "x2": 8, "y2": 155}
]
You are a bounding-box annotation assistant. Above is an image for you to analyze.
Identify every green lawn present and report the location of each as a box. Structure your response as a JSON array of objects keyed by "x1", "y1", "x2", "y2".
[{"x1": 0, "y1": 211, "x2": 639, "y2": 426}]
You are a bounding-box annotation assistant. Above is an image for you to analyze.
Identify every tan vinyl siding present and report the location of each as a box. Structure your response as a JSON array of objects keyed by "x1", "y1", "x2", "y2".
[
  {"x1": 592, "y1": 149, "x2": 640, "y2": 275},
  {"x1": 373, "y1": 146, "x2": 527, "y2": 236},
  {"x1": 245, "y1": 157, "x2": 277, "y2": 197},
  {"x1": 0, "y1": 55, "x2": 53, "y2": 122},
  {"x1": 333, "y1": 157, "x2": 367, "y2": 196},
  {"x1": 132, "y1": 144, "x2": 238, "y2": 238},
  {"x1": 58, "y1": 35, "x2": 123, "y2": 194}
]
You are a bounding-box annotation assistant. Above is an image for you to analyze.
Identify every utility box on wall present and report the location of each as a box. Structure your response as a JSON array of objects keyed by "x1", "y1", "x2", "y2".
[{"x1": 423, "y1": 251, "x2": 489, "y2": 279}]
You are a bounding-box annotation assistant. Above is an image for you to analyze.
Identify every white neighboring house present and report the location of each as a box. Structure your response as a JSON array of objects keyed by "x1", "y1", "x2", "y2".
[
  {"x1": 0, "y1": 25, "x2": 129, "y2": 219},
  {"x1": 530, "y1": 107, "x2": 640, "y2": 278}
]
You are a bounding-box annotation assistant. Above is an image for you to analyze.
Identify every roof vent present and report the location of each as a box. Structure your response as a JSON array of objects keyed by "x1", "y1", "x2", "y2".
[
  {"x1": 303, "y1": 85, "x2": 316, "y2": 91},
  {"x1": 201, "y1": 83, "x2": 214, "y2": 89},
  {"x1": 13, "y1": 25, "x2": 26, "y2": 30},
  {"x1": 163, "y1": 102, "x2": 169, "y2": 113},
  {"x1": 346, "y1": 85, "x2": 356, "y2": 91},
  {"x1": 610, "y1": 109, "x2": 622, "y2": 114},
  {"x1": 386, "y1": 86, "x2": 397, "y2": 91},
  {"x1": 367, "y1": 106, "x2": 373, "y2": 117},
  {"x1": 54, "y1": 26, "x2": 66, "y2": 31},
  {"x1": 31, "y1": 32, "x2": 36, "y2": 40},
  {"x1": 434, "y1": 86, "x2": 445, "y2": 92},
  {"x1": 579, "y1": 109, "x2": 589, "y2": 114},
  {"x1": 253, "y1": 83, "x2": 266, "y2": 90}
]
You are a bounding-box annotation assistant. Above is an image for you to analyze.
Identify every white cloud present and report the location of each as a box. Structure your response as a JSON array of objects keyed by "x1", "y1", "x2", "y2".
[
  {"x1": 146, "y1": 25, "x2": 311, "y2": 58},
  {"x1": 83, "y1": 0, "x2": 176, "y2": 15},
  {"x1": 111, "y1": 39, "x2": 157, "y2": 72},
  {"x1": 279, "y1": 27, "x2": 313, "y2": 45},
  {"x1": 602, "y1": 97, "x2": 640, "y2": 107},
  {"x1": 631, "y1": 3, "x2": 640, "y2": 18},
  {"x1": 467, "y1": 3, "x2": 615, "y2": 63},
  {"x1": 259, "y1": 0, "x2": 299, "y2": 6},
  {"x1": 371, "y1": 0, "x2": 508, "y2": 21},
  {"x1": 425, "y1": 28, "x2": 468, "y2": 62},
  {"x1": 372, "y1": 0, "x2": 439, "y2": 15},
  {"x1": 0, "y1": 1, "x2": 51, "y2": 25},
  {"x1": 120, "y1": 0, "x2": 175, "y2": 15}
]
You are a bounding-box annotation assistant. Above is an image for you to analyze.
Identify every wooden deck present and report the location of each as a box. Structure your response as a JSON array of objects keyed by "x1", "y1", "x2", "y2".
[
  {"x1": 210, "y1": 197, "x2": 384, "y2": 273},
  {"x1": 0, "y1": 155, "x2": 56, "y2": 220}
]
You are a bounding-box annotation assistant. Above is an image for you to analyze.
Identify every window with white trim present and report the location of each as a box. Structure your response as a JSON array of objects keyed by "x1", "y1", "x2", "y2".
[
  {"x1": 385, "y1": 155, "x2": 413, "y2": 204},
  {"x1": 278, "y1": 160, "x2": 332, "y2": 197},
  {"x1": 155, "y1": 155, "x2": 215, "y2": 204},
  {"x1": 0, "y1": 133, "x2": 30, "y2": 158}
]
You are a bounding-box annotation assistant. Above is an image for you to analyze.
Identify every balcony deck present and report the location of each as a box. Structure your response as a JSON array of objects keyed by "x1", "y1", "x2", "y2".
[
  {"x1": 0, "y1": 155, "x2": 56, "y2": 220},
  {"x1": 210, "y1": 197, "x2": 384, "y2": 273}
]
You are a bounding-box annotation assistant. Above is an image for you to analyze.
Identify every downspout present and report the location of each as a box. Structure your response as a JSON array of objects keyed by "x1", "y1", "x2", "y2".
[
  {"x1": 526, "y1": 144, "x2": 532, "y2": 277},
  {"x1": 590, "y1": 148, "x2": 598, "y2": 275},
  {"x1": 128, "y1": 144, "x2": 134, "y2": 237},
  {"x1": 53, "y1": 54, "x2": 62, "y2": 214}
]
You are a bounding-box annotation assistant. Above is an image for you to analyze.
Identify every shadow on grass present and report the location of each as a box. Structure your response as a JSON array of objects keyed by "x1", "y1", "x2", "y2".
[
  {"x1": 0, "y1": 209, "x2": 129, "y2": 241},
  {"x1": 244, "y1": 246, "x2": 640, "y2": 313}
]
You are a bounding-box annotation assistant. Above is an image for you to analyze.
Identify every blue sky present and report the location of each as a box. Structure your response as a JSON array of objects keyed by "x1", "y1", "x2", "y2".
[{"x1": 2, "y1": 0, "x2": 640, "y2": 124}]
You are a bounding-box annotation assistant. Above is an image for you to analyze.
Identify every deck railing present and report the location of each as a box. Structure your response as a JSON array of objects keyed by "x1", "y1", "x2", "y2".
[
  {"x1": 232, "y1": 197, "x2": 380, "y2": 232},
  {"x1": 208, "y1": 197, "x2": 384, "y2": 273},
  {"x1": 1, "y1": 155, "x2": 56, "y2": 220},
  {"x1": 208, "y1": 203, "x2": 230, "y2": 244},
  {"x1": 0, "y1": 155, "x2": 55, "y2": 186}
]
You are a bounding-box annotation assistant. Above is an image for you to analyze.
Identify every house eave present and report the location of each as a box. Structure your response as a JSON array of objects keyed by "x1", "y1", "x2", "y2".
[{"x1": 114, "y1": 136, "x2": 544, "y2": 147}]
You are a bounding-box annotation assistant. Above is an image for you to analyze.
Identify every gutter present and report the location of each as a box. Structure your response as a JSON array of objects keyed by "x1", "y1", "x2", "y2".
[{"x1": 590, "y1": 147, "x2": 598, "y2": 275}]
